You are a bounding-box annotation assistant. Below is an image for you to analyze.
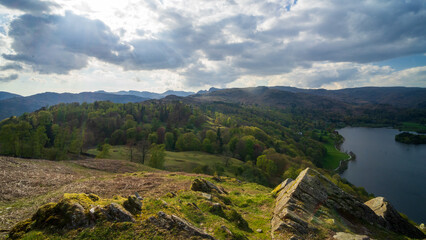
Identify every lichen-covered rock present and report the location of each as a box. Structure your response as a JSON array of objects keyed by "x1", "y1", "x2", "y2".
[
  {"x1": 333, "y1": 232, "x2": 372, "y2": 240},
  {"x1": 191, "y1": 178, "x2": 227, "y2": 194},
  {"x1": 149, "y1": 211, "x2": 215, "y2": 240},
  {"x1": 32, "y1": 200, "x2": 89, "y2": 229},
  {"x1": 271, "y1": 168, "x2": 386, "y2": 239},
  {"x1": 271, "y1": 178, "x2": 293, "y2": 196},
  {"x1": 123, "y1": 195, "x2": 142, "y2": 215},
  {"x1": 7, "y1": 219, "x2": 33, "y2": 239},
  {"x1": 365, "y1": 197, "x2": 425, "y2": 239},
  {"x1": 103, "y1": 203, "x2": 135, "y2": 222},
  {"x1": 8, "y1": 193, "x2": 135, "y2": 239}
]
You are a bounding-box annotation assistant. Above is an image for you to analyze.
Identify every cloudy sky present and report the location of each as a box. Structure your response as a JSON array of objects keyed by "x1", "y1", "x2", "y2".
[{"x1": 0, "y1": 0, "x2": 425, "y2": 96}]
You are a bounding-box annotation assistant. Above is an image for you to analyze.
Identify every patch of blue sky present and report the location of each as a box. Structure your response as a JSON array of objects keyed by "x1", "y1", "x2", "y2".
[{"x1": 374, "y1": 54, "x2": 426, "y2": 71}]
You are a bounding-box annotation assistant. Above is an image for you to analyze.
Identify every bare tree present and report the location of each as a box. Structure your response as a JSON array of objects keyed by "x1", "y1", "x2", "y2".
[{"x1": 138, "y1": 140, "x2": 150, "y2": 164}]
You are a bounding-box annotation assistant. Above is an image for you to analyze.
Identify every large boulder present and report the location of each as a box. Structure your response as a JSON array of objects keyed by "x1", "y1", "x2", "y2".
[
  {"x1": 365, "y1": 197, "x2": 425, "y2": 239},
  {"x1": 190, "y1": 178, "x2": 227, "y2": 194},
  {"x1": 271, "y1": 168, "x2": 386, "y2": 239},
  {"x1": 8, "y1": 193, "x2": 135, "y2": 239},
  {"x1": 123, "y1": 195, "x2": 143, "y2": 215},
  {"x1": 149, "y1": 211, "x2": 216, "y2": 240}
]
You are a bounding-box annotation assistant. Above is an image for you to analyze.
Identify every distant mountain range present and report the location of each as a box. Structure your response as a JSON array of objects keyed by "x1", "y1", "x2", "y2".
[
  {"x1": 1, "y1": 86, "x2": 425, "y2": 121},
  {"x1": 271, "y1": 86, "x2": 426, "y2": 109},
  {"x1": 0, "y1": 92, "x2": 149, "y2": 120},
  {"x1": 0, "y1": 91, "x2": 21, "y2": 101},
  {"x1": 97, "y1": 90, "x2": 195, "y2": 99}
]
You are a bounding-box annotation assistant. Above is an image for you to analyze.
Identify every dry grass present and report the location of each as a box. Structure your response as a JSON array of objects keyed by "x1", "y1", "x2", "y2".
[
  {"x1": 0, "y1": 157, "x2": 80, "y2": 202},
  {"x1": 0, "y1": 157, "x2": 196, "y2": 237}
]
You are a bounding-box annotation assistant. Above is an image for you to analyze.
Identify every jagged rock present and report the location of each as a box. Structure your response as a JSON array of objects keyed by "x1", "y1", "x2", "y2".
[
  {"x1": 89, "y1": 203, "x2": 135, "y2": 223},
  {"x1": 271, "y1": 178, "x2": 293, "y2": 196},
  {"x1": 135, "y1": 192, "x2": 143, "y2": 201},
  {"x1": 365, "y1": 197, "x2": 425, "y2": 239},
  {"x1": 271, "y1": 168, "x2": 387, "y2": 239},
  {"x1": 191, "y1": 178, "x2": 227, "y2": 194},
  {"x1": 123, "y1": 195, "x2": 142, "y2": 215},
  {"x1": 149, "y1": 211, "x2": 215, "y2": 239},
  {"x1": 333, "y1": 232, "x2": 372, "y2": 240},
  {"x1": 103, "y1": 203, "x2": 135, "y2": 222}
]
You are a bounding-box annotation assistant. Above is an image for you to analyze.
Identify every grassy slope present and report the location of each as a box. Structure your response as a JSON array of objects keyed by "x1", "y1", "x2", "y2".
[
  {"x1": 321, "y1": 137, "x2": 349, "y2": 170},
  {"x1": 0, "y1": 156, "x2": 274, "y2": 240},
  {"x1": 87, "y1": 146, "x2": 246, "y2": 177}
]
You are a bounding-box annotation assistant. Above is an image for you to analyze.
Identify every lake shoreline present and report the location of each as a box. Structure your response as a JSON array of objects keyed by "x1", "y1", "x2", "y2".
[{"x1": 338, "y1": 127, "x2": 426, "y2": 224}]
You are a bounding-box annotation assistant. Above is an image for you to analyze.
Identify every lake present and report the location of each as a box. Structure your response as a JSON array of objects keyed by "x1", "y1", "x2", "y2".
[{"x1": 338, "y1": 127, "x2": 426, "y2": 224}]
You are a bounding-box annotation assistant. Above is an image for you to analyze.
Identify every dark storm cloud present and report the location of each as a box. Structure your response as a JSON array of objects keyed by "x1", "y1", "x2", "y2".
[
  {"x1": 0, "y1": 0, "x2": 58, "y2": 14},
  {"x1": 0, "y1": 63, "x2": 22, "y2": 71},
  {"x1": 3, "y1": 12, "x2": 130, "y2": 74},
  {"x1": 0, "y1": 73, "x2": 18, "y2": 82}
]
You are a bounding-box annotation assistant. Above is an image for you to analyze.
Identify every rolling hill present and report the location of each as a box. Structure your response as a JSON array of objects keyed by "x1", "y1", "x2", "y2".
[
  {"x1": 272, "y1": 86, "x2": 426, "y2": 109},
  {"x1": 0, "y1": 92, "x2": 149, "y2": 120}
]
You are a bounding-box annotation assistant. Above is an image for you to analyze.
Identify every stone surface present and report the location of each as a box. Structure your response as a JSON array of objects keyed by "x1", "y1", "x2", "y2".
[
  {"x1": 256, "y1": 228, "x2": 263, "y2": 233},
  {"x1": 123, "y1": 195, "x2": 142, "y2": 215},
  {"x1": 191, "y1": 178, "x2": 226, "y2": 194},
  {"x1": 103, "y1": 203, "x2": 135, "y2": 222},
  {"x1": 201, "y1": 192, "x2": 212, "y2": 200},
  {"x1": 333, "y1": 232, "x2": 372, "y2": 240},
  {"x1": 365, "y1": 197, "x2": 425, "y2": 239},
  {"x1": 271, "y1": 178, "x2": 293, "y2": 196},
  {"x1": 149, "y1": 211, "x2": 216, "y2": 240},
  {"x1": 271, "y1": 168, "x2": 386, "y2": 239}
]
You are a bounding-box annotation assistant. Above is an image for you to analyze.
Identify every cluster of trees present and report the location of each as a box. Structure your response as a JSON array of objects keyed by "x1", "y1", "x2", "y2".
[
  {"x1": 395, "y1": 132, "x2": 426, "y2": 144},
  {"x1": 0, "y1": 99, "x2": 335, "y2": 186}
]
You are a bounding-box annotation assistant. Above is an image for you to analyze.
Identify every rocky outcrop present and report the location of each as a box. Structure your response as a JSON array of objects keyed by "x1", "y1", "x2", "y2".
[
  {"x1": 365, "y1": 197, "x2": 425, "y2": 239},
  {"x1": 272, "y1": 168, "x2": 386, "y2": 239},
  {"x1": 149, "y1": 211, "x2": 216, "y2": 240},
  {"x1": 90, "y1": 203, "x2": 135, "y2": 223},
  {"x1": 333, "y1": 232, "x2": 373, "y2": 240},
  {"x1": 272, "y1": 168, "x2": 426, "y2": 239},
  {"x1": 8, "y1": 193, "x2": 136, "y2": 239},
  {"x1": 123, "y1": 195, "x2": 142, "y2": 215},
  {"x1": 190, "y1": 178, "x2": 227, "y2": 194}
]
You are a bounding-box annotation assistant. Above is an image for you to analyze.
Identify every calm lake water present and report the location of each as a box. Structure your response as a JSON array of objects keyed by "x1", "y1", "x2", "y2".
[{"x1": 338, "y1": 127, "x2": 426, "y2": 224}]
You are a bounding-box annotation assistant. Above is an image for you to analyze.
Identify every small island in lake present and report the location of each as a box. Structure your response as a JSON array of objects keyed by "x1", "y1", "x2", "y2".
[{"x1": 395, "y1": 132, "x2": 426, "y2": 144}]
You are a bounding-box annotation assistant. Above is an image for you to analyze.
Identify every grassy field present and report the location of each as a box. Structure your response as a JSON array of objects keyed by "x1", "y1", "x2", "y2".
[
  {"x1": 398, "y1": 122, "x2": 426, "y2": 133},
  {"x1": 87, "y1": 145, "x2": 246, "y2": 177},
  {"x1": 321, "y1": 137, "x2": 350, "y2": 170}
]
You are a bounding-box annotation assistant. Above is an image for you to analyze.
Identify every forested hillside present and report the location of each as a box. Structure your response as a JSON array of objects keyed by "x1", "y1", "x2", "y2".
[{"x1": 2, "y1": 87, "x2": 424, "y2": 190}]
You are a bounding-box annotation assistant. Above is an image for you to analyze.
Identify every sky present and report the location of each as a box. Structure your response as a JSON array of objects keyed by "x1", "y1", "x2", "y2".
[{"x1": 0, "y1": 0, "x2": 425, "y2": 96}]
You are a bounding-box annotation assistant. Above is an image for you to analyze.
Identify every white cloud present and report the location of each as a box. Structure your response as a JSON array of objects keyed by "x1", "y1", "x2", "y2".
[{"x1": 0, "y1": 0, "x2": 425, "y2": 93}]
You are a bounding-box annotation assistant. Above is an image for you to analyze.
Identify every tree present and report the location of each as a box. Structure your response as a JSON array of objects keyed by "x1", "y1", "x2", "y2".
[
  {"x1": 175, "y1": 132, "x2": 200, "y2": 151},
  {"x1": 148, "y1": 144, "x2": 165, "y2": 169},
  {"x1": 202, "y1": 138, "x2": 213, "y2": 153},
  {"x1": 148, "y1": 132, "x2": 158, "y2": 145},
  {"x1": 217, "y1": 127, "x2": 223, "y2": 153},
  {"x1": 96, "y1": 144, "x2": 111, "y2": 158},
  {"x1": 69, "y1": 128, "x2": 83, "y2": 155},
  {"x1": 138, "y1": 140, "x2": 150, "y2": 164},
  {"x1": 165, "y1": 132, "x2": 175, "y2": 151},
  {"x1": 157, "y1": 127, "x2": 166, "y2": 144},
  {"x1": 256, "y1": 155, "x2": 277, "y2": 176}
]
